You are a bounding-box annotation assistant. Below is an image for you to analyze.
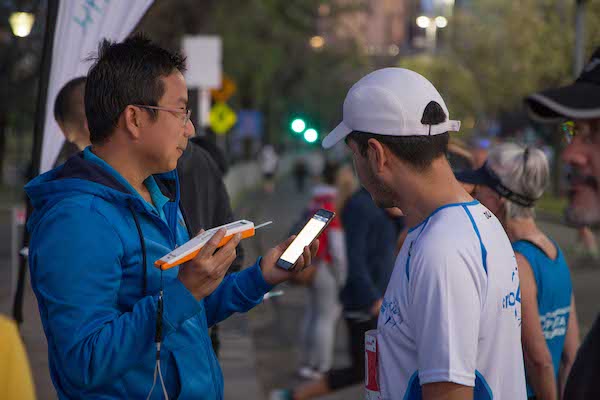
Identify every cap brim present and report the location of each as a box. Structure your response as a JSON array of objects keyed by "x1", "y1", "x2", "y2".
[
  {"x1": 322, "y1": 121, "x2": 352, "y2": 149},
  {"x1": 525, "y1": 82, "x2": 600, "y2": 123},
  {"x1": 455, "y1": 167, "x2": 491, "y2": 185}
]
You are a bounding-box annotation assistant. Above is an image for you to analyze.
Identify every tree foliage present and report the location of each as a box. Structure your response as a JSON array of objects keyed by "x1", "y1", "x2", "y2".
[
  {"x1": 138, "y1": 0, "x2": 368, "y2": 144},
  {"x1": 399, "y1": 0, "x2": 600, "y2": 124}
]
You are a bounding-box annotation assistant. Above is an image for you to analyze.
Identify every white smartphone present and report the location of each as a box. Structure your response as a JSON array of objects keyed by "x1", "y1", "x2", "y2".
[{"x1": 276, "y1": 209, "x2": 335, "y2": 270}]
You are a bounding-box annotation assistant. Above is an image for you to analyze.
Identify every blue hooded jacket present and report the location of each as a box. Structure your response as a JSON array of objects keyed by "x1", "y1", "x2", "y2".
[{"x1": 25, "y1": 149, "x2": 273, "y2": 399}]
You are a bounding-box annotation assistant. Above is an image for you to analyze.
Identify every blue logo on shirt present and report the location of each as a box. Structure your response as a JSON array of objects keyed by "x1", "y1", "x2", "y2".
[
  {"x1": 540, "y1": 306, "x2": 569, "y2": 340},
  {"x1": 381, "y1": 298, "x2": 403, "y2": 329},
  {"x1": 502, "y1": 265, "x2": 522, "y2": 325}
]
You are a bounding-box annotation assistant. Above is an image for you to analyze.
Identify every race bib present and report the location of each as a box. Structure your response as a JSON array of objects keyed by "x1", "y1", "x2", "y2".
[{"x1": 365, "y1": 330, "x2": 382, "y2": 400}]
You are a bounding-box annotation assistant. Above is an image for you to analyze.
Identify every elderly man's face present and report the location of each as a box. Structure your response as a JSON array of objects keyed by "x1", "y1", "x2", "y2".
[{"x1": 562, "y1": 119, "x2": 600, "y2": 225}]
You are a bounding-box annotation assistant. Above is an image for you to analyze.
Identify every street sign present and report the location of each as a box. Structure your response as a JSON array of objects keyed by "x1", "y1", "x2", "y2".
[
  {"x1": 236, "y1": 110, "x2": 263, "y2": 138},
  {"x1": 210, "y1": 102, "x2": 237, "y2": 135},
  {"x1": 211, "y1": 76, "x2": 237, "y2": 103},
  {"x1": 183, "y1": 36, "x2": 222, "y2": 88}
]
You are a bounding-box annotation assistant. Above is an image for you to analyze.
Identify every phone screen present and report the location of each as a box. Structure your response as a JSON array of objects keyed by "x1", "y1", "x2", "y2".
[{"x1": 279, "y1": 213, "x2": 329, "y2": 266}]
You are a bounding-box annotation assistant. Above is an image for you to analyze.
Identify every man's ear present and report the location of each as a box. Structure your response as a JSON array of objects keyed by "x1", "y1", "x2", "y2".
[
  {"x1": 367, "y1": 138, "x2": 387, "y2": 173},
  {"x1": 121, "y1": 105, "x2": 142, "y2": 140}
]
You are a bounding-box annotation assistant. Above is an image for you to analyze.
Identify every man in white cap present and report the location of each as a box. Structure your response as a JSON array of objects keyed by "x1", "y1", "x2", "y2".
[{"x1": 321, "y1": 68, "x2": 526, "y2": 399}]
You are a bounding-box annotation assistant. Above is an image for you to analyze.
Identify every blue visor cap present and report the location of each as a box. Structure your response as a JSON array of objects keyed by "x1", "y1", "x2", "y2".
[{"x1": 455, "y1": 163, "x2": 538, "y2": 208}]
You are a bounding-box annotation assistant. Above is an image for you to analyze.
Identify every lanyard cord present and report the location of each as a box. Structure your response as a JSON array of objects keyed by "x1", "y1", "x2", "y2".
[
  {"x1": 132, "y1": 200, "x2": 167, "y2": 400},
  {"x1": 147, "y1": 268, "x2": 168, "y2": 400}
]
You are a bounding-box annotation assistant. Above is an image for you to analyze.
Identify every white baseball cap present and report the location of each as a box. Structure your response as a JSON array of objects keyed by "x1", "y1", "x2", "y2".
[{"x1": 322, "y1": 68, "x2": 461, "y2": 149}]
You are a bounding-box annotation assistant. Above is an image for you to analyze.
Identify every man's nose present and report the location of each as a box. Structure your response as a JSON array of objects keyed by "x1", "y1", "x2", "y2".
[{"x1": 185, "y1": 119, "x2": 196, "y2": 138}]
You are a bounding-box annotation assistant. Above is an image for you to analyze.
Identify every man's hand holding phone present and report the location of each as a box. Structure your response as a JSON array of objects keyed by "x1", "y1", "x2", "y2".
[{"x1": 260, "y1": 236, "x2": 319, "y2": 286}]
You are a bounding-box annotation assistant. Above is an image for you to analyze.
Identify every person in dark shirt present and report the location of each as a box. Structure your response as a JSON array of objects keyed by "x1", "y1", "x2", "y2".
[
  {"x1": 176, "y1": 134, "x2": 244, "y2": 358},
  {"x1": 53, "y1": 77, "x2": 90, "y2": 167},
  {"x1": 177, "y1": 137, "x2": 241, "y2": 265}
]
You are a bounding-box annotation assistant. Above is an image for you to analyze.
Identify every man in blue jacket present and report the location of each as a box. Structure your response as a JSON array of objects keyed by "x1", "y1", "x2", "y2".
[{"x1": 25, "y1": 35, "x2": 317, "y2": 399}]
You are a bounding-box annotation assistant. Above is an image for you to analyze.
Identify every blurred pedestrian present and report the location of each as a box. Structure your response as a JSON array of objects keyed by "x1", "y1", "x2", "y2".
[
  {"x1": 53, "y1": 76, "x2": 90, "y2": 167},
  {"x1": 189, "y1": 134, "x2": 229, "y2": 175},
  {"x1": 271, "y1": 184, "x2": 398, "y2": 399},
  {"x1": 457, "y1": 143, "x2": 580, "y2": 399},
  {"x1": 525, "y1": 45, "x2": 600, "y2": 400},
  {"x1": 293, "y1": 158, "x2": 309, "y2": 193},
  {"x1": 177, "y1": 137, "x2": 243, "y2": 269},
  {"x1": 259, "y1": 144, "x2": 279, "y2": 193},
  {"x1": 319, "y1": 68, "x2": 525, "y2": 399},
  {"x1": 296, "y1": 160, "x2": 347, "y2": 380},
  {"x1": 177, "y1": 136, "x2": 245, "y2": 358}
]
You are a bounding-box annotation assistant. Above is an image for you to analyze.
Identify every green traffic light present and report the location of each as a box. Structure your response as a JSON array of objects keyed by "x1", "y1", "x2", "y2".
[
  {"x1": 291, "y1": 118, "x2": 306, "y2": 133},
  {"x1": 304, "y1": 128, "x2": 318, "y2": 143}
]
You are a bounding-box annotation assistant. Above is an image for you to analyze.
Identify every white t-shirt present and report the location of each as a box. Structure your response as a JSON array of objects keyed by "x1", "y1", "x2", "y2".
[{"x1": 376, "y1": 201, "x2": 526, "y2": 400}]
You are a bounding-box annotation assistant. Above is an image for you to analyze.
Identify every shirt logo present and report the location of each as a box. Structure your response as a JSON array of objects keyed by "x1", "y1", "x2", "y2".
[
  {"x1": 540, "y1": 306, "x2": 570, "y2": 340},
  {"x1": 381, "y1": 298, "x2": 403, "y2": 330},
  {"x1": 484, "y1": 210, "x2": 492, "y2": 219},
  {"x1": 502, "y1": 264, "x2": 522, "y2": 325}
]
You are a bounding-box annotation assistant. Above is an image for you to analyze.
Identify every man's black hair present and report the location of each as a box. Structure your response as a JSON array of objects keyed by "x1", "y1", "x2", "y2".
[
  {"x1": 85, "y1": 34, "x2": 187, "y2": 144},
  {"x1": 346, "y1": 101, "x2": 450, "y2": 171},
  {"x1": 54, "y1": 76, "x2": 86, "y2": 125}
]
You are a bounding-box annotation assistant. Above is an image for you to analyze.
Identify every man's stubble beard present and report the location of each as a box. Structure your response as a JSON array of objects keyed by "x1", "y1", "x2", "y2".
[{"x1": 367, "y1": 168, "x2": 397, "y2": 209}]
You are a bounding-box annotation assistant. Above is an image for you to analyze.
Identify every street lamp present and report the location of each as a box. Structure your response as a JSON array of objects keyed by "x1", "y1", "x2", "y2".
[
  {"x1": 435, "y1": 16, "x2": 448, "y2": 28},
  {"x1": 9, "y1": 12, "x2": 35, "y2": 38},
  {"x1": 309, "y1": 35, "x2": 325, "y2": 50},
  {"x1": 415, "y1": 15, "x2": 447, "y2": 51},
  {"x1": 416, "y1": 16, "x2": 431, "y2": 29}
]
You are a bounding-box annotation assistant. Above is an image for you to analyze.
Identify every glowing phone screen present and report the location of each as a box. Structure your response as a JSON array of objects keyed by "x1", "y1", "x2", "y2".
[{"x1": 280, "y1": 214, "x2": 328, "y2": 264}]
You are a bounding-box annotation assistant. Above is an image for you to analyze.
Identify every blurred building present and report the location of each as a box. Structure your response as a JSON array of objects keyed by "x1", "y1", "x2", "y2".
[
  {"x1": 316, "y1": 0, "x2": 409, "y2": 58},
  {"x1": 314, "y1": 0, "x2": 458, "y2": 60}
]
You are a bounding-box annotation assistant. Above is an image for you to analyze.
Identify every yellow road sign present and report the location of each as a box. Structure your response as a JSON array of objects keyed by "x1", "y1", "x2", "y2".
[{"x1": 209, "y1": 102, "x2": 237, "y2": 135}]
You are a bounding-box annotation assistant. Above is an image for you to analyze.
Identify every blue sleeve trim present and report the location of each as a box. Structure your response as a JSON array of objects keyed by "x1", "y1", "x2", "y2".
[
  {"x1": 474, "y1": 370, "x2": 494, "y2": 400},
  {"x1": 462, "y1": 205, "x2": 488, "y2": 275},
  {"x1": 402, "y1": 371, "x2": 422, "y2": 400},
  {"x1": 405, "y1": 219, "x2": 430, "y2": 281},
  {"x1": 408, "y1": 200, "x2": 479, "y2": 233}
]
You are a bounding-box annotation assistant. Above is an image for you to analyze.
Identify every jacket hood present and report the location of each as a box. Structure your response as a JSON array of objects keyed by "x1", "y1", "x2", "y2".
[{"x1": 24, "y1": 153, "x2": 178, "y2": 233}]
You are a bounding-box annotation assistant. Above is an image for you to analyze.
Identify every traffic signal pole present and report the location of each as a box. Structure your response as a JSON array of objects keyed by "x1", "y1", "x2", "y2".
[{"x1": 574, "y1": 0, "x2": 587, "y2": 77}]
